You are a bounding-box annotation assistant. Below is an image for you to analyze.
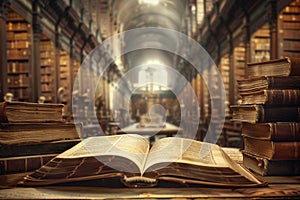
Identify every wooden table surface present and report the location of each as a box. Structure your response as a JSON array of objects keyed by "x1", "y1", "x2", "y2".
[{"x1": 1, "y1": 149, "x2": 299, "y2": 199}]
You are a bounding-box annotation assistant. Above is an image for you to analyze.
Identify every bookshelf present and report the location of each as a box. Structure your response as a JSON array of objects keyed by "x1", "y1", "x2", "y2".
[
  {"x1": 250, "y1": 24, "x2": 271, "y2": 63},
  {"x1": 219, "y1": 54, "x2": 230, "y2": 117},
  {"x1": 59, "y1": 50, "x2": 71, "y2": 114},
  {"x1": 233, "y1": 44, "x2": 246, "y2": 103},
  {"x1": 40, "y1": 34, "x2": 55, "y2": 102},
  {"x1": 278, "y1": 0, "x2": 300, "y2": 58},
  {"x1": 6, "y1": 8, "x2": 32, "y2": 101}
]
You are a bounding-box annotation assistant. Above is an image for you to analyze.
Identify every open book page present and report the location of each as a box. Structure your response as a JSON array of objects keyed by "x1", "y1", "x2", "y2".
[
  {"x1": 143, "y1": 137, "x2": 262, "y2": 184},
  {"x1": 57, "y1": 134, "x2": 150, "y2": 173}
]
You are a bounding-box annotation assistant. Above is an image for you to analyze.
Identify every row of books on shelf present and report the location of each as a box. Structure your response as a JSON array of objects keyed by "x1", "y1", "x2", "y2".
[
  {"x1": 231, "y1": 57, "x2": 300, "y2": 176},
  {"x1": 7, "y1": 62, "x2": 29, "y2": 73},
  {"x1": 6, "y1": 32, "x2": 30, "y2": 40}
]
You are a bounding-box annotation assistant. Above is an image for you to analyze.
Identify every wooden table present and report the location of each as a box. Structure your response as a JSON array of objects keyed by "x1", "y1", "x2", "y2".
[
  {"x1": 116, "y1": 122, "x2": 182, "y2": 142},
  {"x1": 0, "y1": 174, "x2": 299, "y2": 199}
]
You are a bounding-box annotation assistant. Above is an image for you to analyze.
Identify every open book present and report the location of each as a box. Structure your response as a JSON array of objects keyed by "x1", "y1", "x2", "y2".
[{"x1": 20, "y1": 134, "x2": 265, "y2": 187}]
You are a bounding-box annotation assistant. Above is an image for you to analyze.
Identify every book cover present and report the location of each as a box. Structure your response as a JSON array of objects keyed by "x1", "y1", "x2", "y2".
[
  {"x1": 242, "y1": 151, "x2": 300, "y2": 176},
  {"x1": 243, "y1": 136, "x2": 300, "y2": 160},
  {"x1": 240, "y1": 89, "x2": 300, "y2": 105},
  {"x1": 237, "y1": 76, "x2": 300, "y2": 95},
  {"x1": 19, "y1": 134, "x2": 266, "y2": 187},
  {"x1": 247, "y1": 57, "x2": 300, "y2": 78},
  {"x1": 242, "y1": 122, "x2": 300, "y2": 141},
  {"x1": 0, "y1": 139, "x2": 80, "y2": 158},
  {"x1": 231, "y1": 105, "x2": 300, "y2": 123},
  {"x1": 0, "y1": 101, "x2": 64, "y2": 123},
  {"x1": 0, "y1": 154, "x2": 57, "y2": 175}
]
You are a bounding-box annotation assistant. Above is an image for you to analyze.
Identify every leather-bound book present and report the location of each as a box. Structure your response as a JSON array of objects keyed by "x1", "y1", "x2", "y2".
[
  {"x1": 242, "y1": 122, "x2": 300, "y2": 141},
  {"x1": 231, "y1": 105, "x2": 300, "y2": 123},
  {"x1": 242, "y1": 151, "x2": 300, "y2": 176},
  {"x1": 0, "y1": 101, "x2": 64, "y2": 123},
  {"x1": 240, "y1": 89, "x2": 300, "y2": 105},
  {"x1": 237, "y1": 76, "x2": 300, "y2": 95},
  {"x1": 0, "y1": 154, "x2": 57, "y2": 175},
  {"x1": 243, "y1": 136, "x2": 300, "y2": 160},
  {"x1": 247, "y1": 57, "x2": 300, "y2": 78}
]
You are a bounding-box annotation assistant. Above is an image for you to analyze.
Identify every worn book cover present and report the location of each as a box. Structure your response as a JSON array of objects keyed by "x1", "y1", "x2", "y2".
[
  {"x1": 0, "y1": 101, "x2": 64, "y2": 123},
  {"x1": 247, "y1": 57, "x2": 300, "y2": 78},
  {"x1": 243, "y1": 136, "x2": 300, "y2": 160},
  {"x1": 237, "y1": 76, "x2": 300, "y2": 95},
  {"x1": 20, "y1": 134, "x2": 265, "y2": 187},
  {"x1": 242, "y1": 151, "x2": 300, "y2": 176},
  {"x1": 0, "y1": 123, "x2": 82, "y2": 145},
  {"x1": 0, "y1": 154, "x2": 57, "y2": 175},
  {"x1": 240, "y1": 89, "x2": 300, "y2": 105},
  {"x1": 231, "y1": 105, "x2": 300, "y2": 123},
  {"x1": 242, "y1": 122, "x2": 300, "y2": 141}
]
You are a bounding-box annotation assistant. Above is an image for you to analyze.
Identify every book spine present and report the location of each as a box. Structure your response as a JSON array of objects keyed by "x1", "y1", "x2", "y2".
[
  {"x1": 288, "y1": 57, "x2": 300, "y2": 76},
  {"x1": 0, "y1": 154, "x2": 56, "y2": 175},
  {"x1": 273, "y1": 142, "x2": 300, "y2": 160},
  {"x1": 265, "y1": 90, "x2": 300, "y2": 105},
  {"x1": 267, "y1": 76, "x2": 300, "y2": 89},
  {"x1": 242, "y1": 151, "x2": 300, "y2": 176},
  {"x1": 270, "y1": 123, "x2": 300, "y2": 141},
  {"x1": 0, "y1": 140, "x2": 80, "y2": 158},
  {"x1": 0, "y1": 102, "x2": 8, "y2": 123},
  {"x1": 259, "y1": 106, "x2": 300, "y2": 123}
]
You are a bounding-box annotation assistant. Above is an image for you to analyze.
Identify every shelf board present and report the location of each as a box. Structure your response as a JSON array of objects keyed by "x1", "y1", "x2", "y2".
[{"x1": 8, "y1": 71, "x2": 29, "y2": 75}]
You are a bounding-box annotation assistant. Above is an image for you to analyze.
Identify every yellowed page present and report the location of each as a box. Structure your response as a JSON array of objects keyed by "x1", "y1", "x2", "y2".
[
  {"x1": 144, "y1": 137, "x2": 261, "y2": 183},
  {"x1": 58, "y1": 134, "x2": 149, "y2": 173}
]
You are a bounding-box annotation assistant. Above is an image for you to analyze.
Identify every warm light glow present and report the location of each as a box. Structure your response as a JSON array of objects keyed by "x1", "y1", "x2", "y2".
[{"x1": 139, "y1": 0, "x2": 159, "y2": 5}]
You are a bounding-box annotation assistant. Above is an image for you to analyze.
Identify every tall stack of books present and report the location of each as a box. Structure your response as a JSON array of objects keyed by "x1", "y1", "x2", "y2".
[
  {"x1": 0, "y1": 101, "x2": 81, "y2": 175},
  {"x1": 231, "y1": 57, "x2": 300, "y2": 176}
]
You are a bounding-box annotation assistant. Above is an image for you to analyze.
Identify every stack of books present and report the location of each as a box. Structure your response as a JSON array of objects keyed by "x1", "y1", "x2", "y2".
[
  {"x1": 231, "y1": 57, "x2": 300, "y2": 176},
  {"x1": 0, "y1": 101, "x2": 81, "y2": 175}
]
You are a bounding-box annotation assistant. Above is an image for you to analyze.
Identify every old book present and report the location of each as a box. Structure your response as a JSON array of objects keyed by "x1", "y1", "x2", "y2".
[
  {"x1": 0, "y1": 154, "x2": 57, "y2": 175},
  {"x1": 242, "y1": 151, "x2": 300, "y2": 176},
  {"x1": 231, "y1": 105, "x2": 300, "y2": 123},
  {"x1": 0, "y1": 101, "x2": 64, "y2": 123},
  {"x1": 240, "y1": 90, "x2": 300, "y2": 105},
  {"x1": 242, "y1": 122, "x2": 300, "y2": 141},
  {"x1": 237, "y1": 76, "x2": 300, "y2": 95},
  {"x1": 243, "y1": 136, "x2": 300, "y2": 160},
  {"x1": 247, "y1": 57, "x2": 300, "y2": 78},
  {"x1": 0, "y1": 139, "x2": 80, "y2": 158},
  {"x1": 0, "y1": 123, "x2": 82, "y2": 145},
  {"x1": 20, "y1": 134, "x2": 265, "y2": 187}
]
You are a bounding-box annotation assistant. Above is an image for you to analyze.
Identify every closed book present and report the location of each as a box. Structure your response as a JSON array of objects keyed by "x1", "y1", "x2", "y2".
[
  {"x1": 0, "y1": 139, "x2": 80, "y2": 158},
  {"x1": 247, "y1": 57, "x2": 300, "y2": 78},
  {"x1": 0, "y1": 154, "x2": 57, "y2": 175},
  {"x1": 240, "y1": 90, "x2": 300, "y2": 105},
  {"x1": 242, "y1": 151, "x2": 300, "y2": 176},
  {"x1": 243, "y1": 136, "x2": 300, "y2": 160},
  {"x1": 242, "y1": 122, "x2": 300, "y2": 141},
  {"x1": 237, "y1": 76, "x2": 300, "y2": 95},
  {"x1": 0, "y1": 123, "x2": 82, "y2": 145},
  {"x1": 231, "y1": 105, "x2": 300, "y2": 123},
  {"x1": 0, "y1": 101, "x2": 64, "y2": 123}
]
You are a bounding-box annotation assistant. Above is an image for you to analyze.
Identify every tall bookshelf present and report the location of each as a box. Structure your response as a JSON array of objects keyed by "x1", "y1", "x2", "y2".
[
  {"x1": 6, "y1": 8, "x2": 32, "y2": 101},
  {"x1": 278, "y1": 0, "x2": 300, "y2": 58},
  {"x1": 59, "y1": 50, "x2": 71, "y2": 114},
  {"x1": 233, "y1": 44, "x2": 246, "y2": 103},
  {"x1": 250, "y1": 24, "x2": 271, "y2": 62},
  {"x1": 219, "y1": 54, "x2": 230, "y2": 117},
  {"x1": 40, "y1": 34, "x2": 55, "y2": 102}
]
